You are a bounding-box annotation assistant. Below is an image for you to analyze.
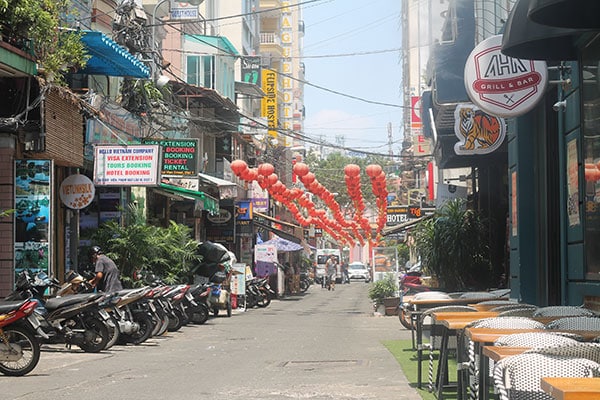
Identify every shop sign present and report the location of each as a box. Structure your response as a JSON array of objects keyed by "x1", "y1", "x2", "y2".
[
  {"x1": 464, "y1": 35, "x2": 547, "y2": 118},
  {"x1": 93, "y1": 145, "x2": 160, "y2": 186},
  {"x1": 143, "y1": 139, "x2": 198, "y2": 177},
  {"x1": 206, "y1": 208, "x2": 232, "y2": 224},
  {"x1": 386, "y1": 206, "x2": 409, "y2": 226},
  {"x1": 453, "y1": 104, "x2": 506, "y2": 155},
  {"x1": 59, "y1": 174, "x2": 95, "y2": 210}
]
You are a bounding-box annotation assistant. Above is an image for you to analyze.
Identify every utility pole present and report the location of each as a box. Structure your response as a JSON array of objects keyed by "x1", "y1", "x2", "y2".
[{"x1": 387, "y1": 122, "x2": 393, "y2": 157}]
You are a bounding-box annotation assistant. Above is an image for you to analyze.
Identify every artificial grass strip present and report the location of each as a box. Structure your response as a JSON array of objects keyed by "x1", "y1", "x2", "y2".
[{"x1": 383, "y1": 339, "x2": 458, "y2": 400}]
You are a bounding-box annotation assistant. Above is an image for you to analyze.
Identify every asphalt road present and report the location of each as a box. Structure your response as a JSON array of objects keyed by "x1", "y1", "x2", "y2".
[{"x1": 2, "y1": 281, "x2": 418, "y2": 400}]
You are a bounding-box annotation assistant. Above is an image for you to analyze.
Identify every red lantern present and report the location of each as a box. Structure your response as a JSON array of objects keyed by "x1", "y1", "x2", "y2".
[
  {"x1": 258, "y1": 163, "x2": 275, "y2": 176},
  {"x1": 293, "y1": 162, "x2": 310, "y2": 177},
  {"x1": 344, "y1": 164, "x2": 360, "y2": 178},
  {"x1": 365, "y1": 164, "x2": 382, "y2": 178},
  {"x1": 230, "y1": 159, "x2": 247, "y2": 175},
  {"x1": 302, "y1": 172, "x2": 316, "y2": 185},
  {"x1": 266, "y1": 173, "x2": 278, "y2": 186}
]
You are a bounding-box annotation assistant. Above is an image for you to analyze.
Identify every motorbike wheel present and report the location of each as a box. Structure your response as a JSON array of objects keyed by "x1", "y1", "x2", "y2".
[
  {"x1": 103, "y1": 314, "x2": 121, "y2": 350},
  {"x1": 167, "y1": 309, "x2": 184, "y2": 332},
  {"x1": 256, "y1": 290, "x2": 271, "y2": 308},
  {"x1": 398, "y1": 306, "x2": 412, "y2": 330},
  {"x1": 299, "y1": 279, "x2": 309, "y2": 293},
  {"x1": 246, "y1": 294, "x2": 258, "y2": 309},
  {"x1": 189, "y1": 304, "x2": 209, "y2": 325},
  {"x1": 78, "y1": 316, "x2": 110, "y2": 353},
  {"x1": 122, "y1": 313, "x2": 153, "y2": 345},
  {"x1": 0, "y1": 325, "x2": 41, "y2": 376}
]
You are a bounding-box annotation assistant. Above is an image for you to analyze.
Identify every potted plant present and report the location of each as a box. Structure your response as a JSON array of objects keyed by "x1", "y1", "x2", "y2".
[{"x1": 368, "y1": 273, "x2": 399, "y2": 315}]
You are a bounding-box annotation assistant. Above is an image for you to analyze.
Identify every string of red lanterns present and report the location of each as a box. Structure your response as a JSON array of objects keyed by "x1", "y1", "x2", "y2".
[{"x1": 230, "y1": 159, "x2": 388, "y2": 247}]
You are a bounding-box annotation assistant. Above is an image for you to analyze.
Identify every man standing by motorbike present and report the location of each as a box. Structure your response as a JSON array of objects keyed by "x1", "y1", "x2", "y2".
[{"x1": 89, "y1": 246, "x2": 123, "y2": 293}]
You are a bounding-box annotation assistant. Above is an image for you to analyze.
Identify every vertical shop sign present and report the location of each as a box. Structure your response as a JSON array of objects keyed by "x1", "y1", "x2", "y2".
[
  {"x1": 511, "y1": 171, "x2": 518, "y2": 237},
  {"x1": 14, "y1": 160, "x2": 52, "y2": 279},
  {"x1": 261, "y1": 69, "x2": 278, "y2": 139}
]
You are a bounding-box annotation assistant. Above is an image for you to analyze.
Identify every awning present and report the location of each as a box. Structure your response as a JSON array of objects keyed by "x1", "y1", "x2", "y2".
[
  {"x1": 381, "y1": 216, "x2": 430, "y2": 236},
  {"x1": 198, "y1": 173, "x2": 238, "y2": 200},
  {"x1": 254, "y1": 220, "x2": 302, "y2": 244},
  {"x1": 235, "y1": 81, "x2": 266, "y2": 98},
  {"x1": 157, "y1": 183, "x2": 219, "y2": 215},
  {"x1": 79, "y1": 31, "x2": 151, "y2": 78},
  {"x1": 501, "y1": 0, "x2": 588, "y2": 61},
  {"x1": 528, "y1": 0, "x2": 600, "y2": 29},
  {"x1": 254, "y1": 211, "x2": 303, "y2": 230},
  {"x1": 262, "y1": 235, "x2": 304, "y2": 252}
]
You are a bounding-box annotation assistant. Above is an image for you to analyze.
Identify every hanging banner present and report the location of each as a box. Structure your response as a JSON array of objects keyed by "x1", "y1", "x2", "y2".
[
  {"x1": 14, "y1": 159, "x2": 52, "y2": 279},
  {"x1": 143, "y1": 139, "x2": 199, "y2": 177},
  {"x1": 254, "y1": 244, "x2": 277, "y2": 277}
]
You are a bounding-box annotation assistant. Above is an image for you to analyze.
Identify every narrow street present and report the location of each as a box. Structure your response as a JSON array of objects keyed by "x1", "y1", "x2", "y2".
[{"x1": 3, "y1": 282, "x2": 418, "y2": 400}]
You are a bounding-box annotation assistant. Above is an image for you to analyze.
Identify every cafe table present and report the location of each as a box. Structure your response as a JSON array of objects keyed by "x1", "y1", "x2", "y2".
[
  {"x1": 429, "y1": 311, "x2": 503, "y2": 399},
  {"x1": 466, "y1": 328, "x2": 600, "y2": 400},
  {"x1": 541, "y1": 377, "x2": 600, "y2": 400}
]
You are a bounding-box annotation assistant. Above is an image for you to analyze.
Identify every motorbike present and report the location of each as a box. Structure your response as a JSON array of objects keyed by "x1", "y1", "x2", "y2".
[
  {"x1": 5, "y1": 271, "x2": 111, "y2": 353},
  {"x1": 0, "y1": 299, "x2": 43, "y2": 376},
  {"x1": 299, "y1": 271, "x2": 312, "y2": 293},
  {"x1": 184, "y1": 282, "x2": 210, "y2": 325},
  {"x1": 245, "y1": 276, "x2": 274, "y2": 308}
]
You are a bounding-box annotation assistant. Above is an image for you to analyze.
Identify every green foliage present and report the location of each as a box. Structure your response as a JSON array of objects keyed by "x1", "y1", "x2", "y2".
[
  {"x1": 0, "y1": 209, "x2": 14, "y2": 218},
  {"x1": 0, "y1": 0, "x2": 89, "y2": 84},
  {"x1": 91, "y1": 203, "x2": 201, "y2": 287},
  {"x1": 368, "y1": 273, "x2": 398, "y2": 304},
  {"x1": 413, "y1": 199, "x2": 492, "y2": 291}
]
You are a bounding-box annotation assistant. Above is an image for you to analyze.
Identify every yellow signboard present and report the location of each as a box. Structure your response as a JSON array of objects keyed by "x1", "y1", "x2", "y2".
[{"x1": 261, "y1": 69, "x2": 278, "y2": 139}]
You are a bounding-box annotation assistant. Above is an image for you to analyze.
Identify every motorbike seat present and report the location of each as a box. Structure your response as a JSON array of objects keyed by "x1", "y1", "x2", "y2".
[
  {"x1": 45, "y1": 293, "x2": 103, "y2": 311},
  {"x1": 0, "y1": 299, "x2": 28, "y2": 314}
]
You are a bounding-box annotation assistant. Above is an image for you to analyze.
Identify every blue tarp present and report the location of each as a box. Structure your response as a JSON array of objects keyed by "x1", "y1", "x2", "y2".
[{"x1": 79, "y1": 30, "x2": 150, "y2": 78}]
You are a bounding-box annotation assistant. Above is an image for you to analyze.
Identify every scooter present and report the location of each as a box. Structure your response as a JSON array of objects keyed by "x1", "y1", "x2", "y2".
[{"x1": 0, "y1": 299, "x2": 44, "y2": 376}]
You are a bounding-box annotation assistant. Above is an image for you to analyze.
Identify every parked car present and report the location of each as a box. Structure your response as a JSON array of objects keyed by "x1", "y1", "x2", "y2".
[{"x1": 347, "y1": 262, "x2": 370, "y2": 282}]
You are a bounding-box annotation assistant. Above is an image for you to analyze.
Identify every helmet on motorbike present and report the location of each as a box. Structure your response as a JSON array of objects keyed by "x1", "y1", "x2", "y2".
[{"x1": 90, "y1": 246, "x2": 102, "y2": 255}]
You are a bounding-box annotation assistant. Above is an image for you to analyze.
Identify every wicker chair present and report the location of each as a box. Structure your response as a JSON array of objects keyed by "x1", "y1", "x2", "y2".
[
  {"x1": 489, "y1": 303, "x2": 537, "y2": 313},
  {"x1": 459, "y1": 291, "x2": 498, "y2": 300},
  {"x1": 545, "y1": 316, "x2": 600, "y2": 331},
  {"x1": 498, "y1": 307, "x2": 539, "y2": 317},
  {"x1": 417, "y1": 305, "x2": 478, "y2": 389},
  {"x1": 464, "y1": 317, "x2": 546, "y2": 399},
  {"x1": 533, "y1": 305, "x2": 596, "y2": 318},
  {"x1": 525, "y1": 342, "x2": 600, "y2": 363},
  {"x1": 494, "y1": 331, "x2": 583, "y2": 347},
  {"x1": 493, "y1": 352, "x2": 600, "y2": 400}
]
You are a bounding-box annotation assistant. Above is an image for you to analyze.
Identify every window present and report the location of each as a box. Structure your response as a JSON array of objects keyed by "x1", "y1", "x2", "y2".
[
  {"x1": 186, "y1": 55, "x2": 215, "y2": 89},
  {"x1": 581, "y1": 36, "x2": 600, "y2": 280}
]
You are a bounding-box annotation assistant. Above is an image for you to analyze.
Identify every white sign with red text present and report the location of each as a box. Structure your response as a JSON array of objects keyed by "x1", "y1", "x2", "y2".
[{"x1": 464, "y1": 35, "x2": 547, "y2": 118}]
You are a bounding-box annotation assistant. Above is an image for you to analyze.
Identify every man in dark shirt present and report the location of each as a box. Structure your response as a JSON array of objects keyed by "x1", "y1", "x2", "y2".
[{"x1": 89, "y1": 246, "x2": 123, "y2": 293}]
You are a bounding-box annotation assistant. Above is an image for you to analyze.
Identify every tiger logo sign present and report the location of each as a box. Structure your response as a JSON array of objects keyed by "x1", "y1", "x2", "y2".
[{"x1": 453, "y1": 104, "x2": 506, "y2": 155}]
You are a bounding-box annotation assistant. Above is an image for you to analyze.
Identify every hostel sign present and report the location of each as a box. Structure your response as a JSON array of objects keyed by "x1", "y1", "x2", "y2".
[
  {"x1": 261, "y1": 69, "x2": 278, "y2": 139},
  {"x1": 143, "y1": 139, "x2": 199, "y2": 177}
]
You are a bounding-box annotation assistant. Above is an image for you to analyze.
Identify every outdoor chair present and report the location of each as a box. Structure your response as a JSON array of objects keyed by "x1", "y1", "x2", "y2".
[
  {"x1": 493, "y1": 352, "x2": 600, "y2": 400},
  {"x1": 532, "y1": 305, "x2": 596, "y2": 318},
  {"x1": 545, "y1": 315, "x2": 600, "y2": 331},
  {"x1": 493, "y1": 331, "x2": 582, "y2": 347},
  {"x1": 489, "y1": 303, "x2": 537, "y2": 313},
  {"x1": 488, "y1": 288, "x2": 511, "y2": 298},
  {"x1": 402, "y1": 291, "x2": 452, "y2": 349},
  {"x1": 525, "y1": 342, "x2": 600, "y2": 363},
  {"x1": 474, "y1": 300, "x2": 518, "y2": 310},
  {"x1": 497, "y1": 307, "x2": 538, "y2": 317},
  {"x1": 417, "y1": 305, "x2": 478, "y2": 389},
  {"x1": 459, "y1": 291, "x2": 497, "y2": 300},
  {"x1": 463, "y1": 317, "x2": 546, "y2": 399}
]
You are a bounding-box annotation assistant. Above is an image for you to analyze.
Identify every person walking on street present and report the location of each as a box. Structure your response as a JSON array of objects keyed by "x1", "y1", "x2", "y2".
[
  {"x1": 89, "y1": 246, "x2": 123, "y2": 293},
  {"x1": 326, "y1": 256, "x2": 337, "y2": 291}
]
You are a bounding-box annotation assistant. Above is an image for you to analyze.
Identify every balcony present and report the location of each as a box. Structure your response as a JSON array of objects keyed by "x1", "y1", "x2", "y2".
[
  {"x1": 0, "y1": 38, "x2": 37, "y2": 77},
  {"x1": 259, "y1": 32, "x2": 283, "y2": 56}
]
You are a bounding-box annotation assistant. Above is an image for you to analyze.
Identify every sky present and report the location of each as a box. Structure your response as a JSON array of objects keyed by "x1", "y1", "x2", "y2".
[{"x1": 301, "y1": 0, "x2": 403, "y2": 157}]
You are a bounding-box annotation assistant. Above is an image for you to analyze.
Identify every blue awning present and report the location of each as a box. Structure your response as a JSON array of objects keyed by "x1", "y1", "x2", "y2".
[{"x1": 79, "y1": 31, "x2": 150, "y2": 78}]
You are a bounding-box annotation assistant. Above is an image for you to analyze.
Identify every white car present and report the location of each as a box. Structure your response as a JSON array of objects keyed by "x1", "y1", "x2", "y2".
[{"x1": 347, "y1": 262, "x2": 370, "y2": 282}]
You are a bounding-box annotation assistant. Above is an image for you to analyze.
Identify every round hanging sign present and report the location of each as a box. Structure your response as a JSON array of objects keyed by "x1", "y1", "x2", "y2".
[
  {"x1": 59, "y1": 174, "x2": 95, "y2": 210},
  {"x1": 464, "y1": 35, "x2": 548, "y2": 118}
]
